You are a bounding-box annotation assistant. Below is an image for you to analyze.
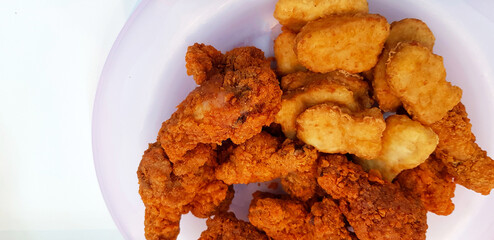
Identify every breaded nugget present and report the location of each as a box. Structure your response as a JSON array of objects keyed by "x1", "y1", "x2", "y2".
[
  {"x1": 274, "y1": 0, "x2": 369, "y2": 31},
  {"x1": 372, "y1": 19, "x2": 435, "y2": 112},
  {"x1": 296, "y1": 103, "x2": 385, "y2": 159},
  {"x1": 430, "y1": 103, "x2": 494, "y2": 195},
  {"x1": 385, "y1": 42, "x2": 462, "y2": 125},
  {"x1": 395, "y1": 155, "x2": 455, "y2": 215},
  {"x1": 276, "y1": 71, "x2": 373, "y2": 138},
  {"x1": 249, "y1": 192, "x2": 353, "y2": 240},
  {"x1": 215, "y1": 132, "x2": 318, "y2": 184},
  {"x1": 358, "y1": 115, "x2": 438, "y2": 181},
  {"x1": 295, "y1": 14, "x2": 389, "y2": 73},
  {"x1": 317, "y1": 154, "x2": 428, "y2": 240},
  {"x1": 274, "y1": 30, "x2": 306, "y2": 75},
  {"x1": 199, "y1": 212, "x2": 269, "y2": 240},
  {"x1": 160, "y1": 45, "x2": 282, "y2": 162},
  {"x1": 137, "y1": 143, "x2": 231, "y2": 240}
]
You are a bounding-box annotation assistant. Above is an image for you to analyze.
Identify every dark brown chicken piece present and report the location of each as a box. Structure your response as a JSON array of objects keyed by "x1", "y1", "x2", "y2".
[
  {"x1": 215, "y1": 131, "x2": 318, "y2": 184},
  {"x1": 248, "y1": 192, "x2": 353, "y2": 240},
  {"x1": 317, "y1": 154, "x2": 427, "y2": 240},
  {"x1": 159, "y1": 44, "x2": 282, "y2": 162},
  {"x1": 199, "y1": 212, "x2": 268, "y2": 240},
  {"x1": 429, "y1": 102, "x2": 494, "y2": 195},
  {"x1": 395, "y1": 155, "x2": 455, "y2": 215},
  {"x1": 137, "y1": 143, "x2": 231, "y2": 240}
]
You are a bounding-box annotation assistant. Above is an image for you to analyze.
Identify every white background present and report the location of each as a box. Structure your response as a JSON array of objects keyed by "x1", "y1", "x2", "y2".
[{"x1": 0, "y1": 1, "x2": 138, "y2": 239}]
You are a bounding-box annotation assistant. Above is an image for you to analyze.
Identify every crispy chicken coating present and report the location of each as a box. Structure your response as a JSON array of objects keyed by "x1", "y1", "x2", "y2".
[
  {"x1": 248, "y1": 192, "x2": 353, "y2": 240},
  {"x1": 280, "y1": 163, "x2": 318, "y2": 201},
  {"x1": 199, "y1": 212, "x2": 268, "y2": 240},
  {"x1": 395, "y1": 155, "x2": 455, "y2": 215},
  {"x1": 160, "y1": 44, "x2": 282, "y2": 162},
  {"x1": 137, "y1": 143, "x2": 231, "y2": 240},
  {"x1": 429, "y1": 103, "x2": 494, "y2": 195},
  {"x1": 317, "y1": 154, "x2": 428, "y2": 240},
  {"x1": 274, "y1": 29, "x2": 306, "y2": 75},
  {"x1": 215, "y1": 131, "x2": 318, "y2": 184}
]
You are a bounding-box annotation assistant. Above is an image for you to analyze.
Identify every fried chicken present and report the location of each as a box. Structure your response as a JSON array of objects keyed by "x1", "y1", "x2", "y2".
[
  {"x1": 317, "y1": 154, "x2": 427, "y2": 240},
  {"x1": 429, "y1": 103, "x2": 494, "y2": 195},
  {"x1": 199, "y1": 212, "x2": 268, "y2": 240},
  {"x1": 395, "y1": 155, "x2": 455, "y2": 215},
  {"x1": 215, "y1": 131, "x2": 318, "y2": 184},
  {"x1": 248, "y1": 192, "x2": 353, "y2": 240},
  {"x1": 159, "y1": 44, "x2": 282, "y2": 162},
  {"x1": 137, "y1": 143, "x2": 231, "y2": 240}
]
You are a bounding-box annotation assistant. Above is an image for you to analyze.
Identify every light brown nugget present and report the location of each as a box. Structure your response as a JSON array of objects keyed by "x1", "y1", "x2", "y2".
[
  {"x1": 386, "y1": 43, "x2": 462, "y2": 125},
  {"x1": 276, "y1": 71, "x2": 373, "y2": 138},
  {"x1": 295, "y1": 14, "x2": 389, "y2": 73},
  {"x1": 357, "y1": 115, "x2": 438, "y2": 181},
  {"x1": 274, "y1": 0, "x2": 369, "y2": 32},
  {"x1": 373, "y1": 18, "x2": 436, "y2": 112},
  {"x1": 274, "y1": 30, "x2": 306, "y2": 75},
  {"x1": 296, "y1": 103, "x2": 385, "y2": 159}
]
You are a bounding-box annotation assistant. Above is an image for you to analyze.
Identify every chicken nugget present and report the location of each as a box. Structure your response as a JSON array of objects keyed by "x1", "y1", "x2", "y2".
[
  {"x1": 386, "y1": 42, "x2": 462, "y2": 125},
  {"x1": 274, "y1": 0, "x2": 368, "y2": 32},
  {"x1": 296, "y1": 103, "x2": 385, "y2": 159},
  {"x1": 372, "y1": 18, "x2": 435, "y2": 112},
  {"x1": 274, "y1": 30, "x2": 306, "y2": 75},
  {"x1": 295, "y1": 14, "x2": 389, "y2": 73},
  {"x1": 276, "y1": 71, "x2": 372, "y2": 138},
  {"x1": 357, "y1": 115, "x2": 438, "y2": 181}
]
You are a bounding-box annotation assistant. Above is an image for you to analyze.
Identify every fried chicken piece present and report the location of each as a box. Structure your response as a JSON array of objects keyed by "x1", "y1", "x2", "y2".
[
  {"x1": 274, "y1": 0, "x2": 369, "y2": 32},
  {"x1": 317, "y1": 154, "x2": 427, "y2": 240},
  {"x1": 185, "y1": 43, "x2": 224, "y2": 85},
  {"x1": 248, "y1": 192, "x2": 353, "y2": 240},
  {"x1": 429, "y1": 103, "x2": 494, "y2": 195},
  {"x1": 385, "y1": 42, "x2": 462, "y2": 125},
  {"x1": 372, "y1": 18, "x2": 435, "y2": 112},
  {"x1": 160, "y1": 44, "x2": 282, "y2": 162},
  {"x1": 137, "y1": 143, "x2": 231, "y2": 240},
  {"x1": 215, "y1": 131, "x2": 318, "y2": 184},
  {"x1": 199, "y1": 212, "x2": 268, "y2": 240},
  {"x1": 296, "y1": 103, "x2": 386, "y2": 159},
  {"x1": 274, "y1": 29, "x2": 306, "y2": 75},
  {"x1": 295, "y1": 14, "x2": 389, "y2": 73},
  {"x1": 276, "y1": 70, "x2": 373, "y2": 138},
  {"x1": 395, "y1": 155, "x2": 455, "y2": 215},
  {"x1": 280, "y1": 164, "x2": 318, "y2": 201}
]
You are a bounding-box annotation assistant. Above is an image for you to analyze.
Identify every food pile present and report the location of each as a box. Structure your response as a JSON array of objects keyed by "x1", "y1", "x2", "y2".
[{"x1": 137, "y1": 0, "x2": 494, "y2": 239}]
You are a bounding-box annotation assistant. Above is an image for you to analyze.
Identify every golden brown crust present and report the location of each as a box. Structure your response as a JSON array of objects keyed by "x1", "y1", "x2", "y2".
[
  {"x1": 248, "y1": 192, "x2": 353, "y2": 240},
  {"x1": 395, "y1": 156, "x2": 455, "y2": 215},
  {"x1": 295, "y1": 14, "x2": 389, "y2": 73},
  {"x1": 317, "y1": 154, "x2": 428, "y2": 240},
  {"x1": 429, "y1": 103, "x2": 494, "y2": 195},
  {"x1": 199, "y1": 212, "x2": 268, "y2": 240},
  {"x1": 274, "y1": 0, "x2": 369, "y2": 32},
  {"x1": 385, "y1": 42, "x2": 462, "y2": 125},
  {"x1": 274, "y1": 30, "x2": 306, "y2": 75},
  {"x1": 215, "y1": 131, "x2": 318, "y2": 184},
  {"x1": 137, "y1": 143, "x2": 230, "y2": 240},
  {"x1": 161, "y1": 45, "x2": 282, "y2": 162},
  {"x1": 296, "y1": 103, "x2": 386, "y2": 159}
]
